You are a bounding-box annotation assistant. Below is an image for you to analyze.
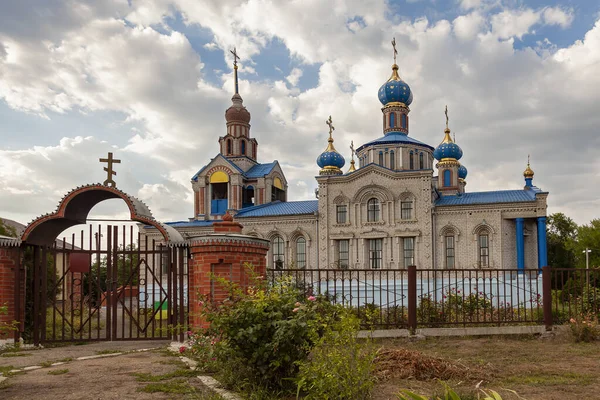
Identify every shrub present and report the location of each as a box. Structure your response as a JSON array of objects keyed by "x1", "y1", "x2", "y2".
[
  {"x1": 569, "y1": 315, "x2": 599, "y2": 342},
  {"x1": 296, "y1": 310, "x2": 377, "y2": 399},
  {"x1": 0, "y1": 304, "x2": 18, "y2": 339}
]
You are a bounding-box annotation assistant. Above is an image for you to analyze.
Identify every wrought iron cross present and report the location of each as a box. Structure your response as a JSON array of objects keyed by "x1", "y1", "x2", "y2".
[
  {"x1": 230, "y1": 47, "x2": 240, "y2": 67},
  {"x1": 527, "y1": 154, "x2": 530, "y2": 166},
  {"x1": 99, "y1": 152, "x2": 121, "y2": 187},
  {"x1": 445, "y1": 105, "x2": 449, "y2": 129},
  {"x1": 350, "y1": 140, "x2": 355, "y2": 156},
  {"x1": 392, "y1": 37, "x2": 398, "y2": 64},
  {"x1": 326, "y1": 115, "x2": 335, "y2": 139}
]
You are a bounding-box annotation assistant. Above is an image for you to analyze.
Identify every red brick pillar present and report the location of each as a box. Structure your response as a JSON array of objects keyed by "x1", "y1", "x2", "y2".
[
  {"x1": 188, "y1": 214, "x2": 269, "y2": 329},
  {"x1": 0, "y1": 244, "x2": 22, "y2": 341}
]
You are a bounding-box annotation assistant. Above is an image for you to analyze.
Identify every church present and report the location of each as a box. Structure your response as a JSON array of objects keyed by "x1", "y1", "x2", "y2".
[{"x1": 142, "y1": 45, "x2": 549, "y2": 272}]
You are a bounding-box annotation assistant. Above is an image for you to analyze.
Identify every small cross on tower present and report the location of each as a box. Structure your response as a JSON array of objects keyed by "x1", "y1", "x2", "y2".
[
  {"x1": 326, "y1": 115, "x2": 335, "y2": 139},
  {"x1": 391, "y1": 37, "x2": 398, "y2": 64},
  {"x1": 99, "y1": 152, "x2": 121, "y2": 187},
  {"x1": 445, "y1": 105, "x2": 449, "y2": 130},
  {"x1": 230, "y1": 47, "x2": 240, "y2": 68}
]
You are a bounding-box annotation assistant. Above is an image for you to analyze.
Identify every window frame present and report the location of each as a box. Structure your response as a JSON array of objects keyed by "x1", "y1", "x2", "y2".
[
  {"x1": 409, "y1": 151, "x2": 414, "y2": 170},
  {"x1": 336, "y1": 204, "x2": 348, "y2": 224},
  {"x1": 479, "y1": 234, "x2": 489, "y2": 267},
  {"x1": 296, "y1": 237, "x2": 306, "y2": 268},
  {"x1": 419, "y1": 152, "x2": 424, "y2": 169},
  {"x1": 369, "y1": 239, "x2": 383, "y2": 269},
  {"x1": 390, "y1": 150, "x2": 395, "y2": 170},
  {"x1": 400, "y1": 200, "x2": 413, "y2": 220},
  {"x1": 273, "y1": 236, "x2": 285, "y2": 269},
  {"x1": 338, "y1": 239, "x2": 349, "y2": 269},
  {"x1": 367, "y1": 198, "x2": 380, "y2": 222},
  {"x1": 379, "y1": 151, "x2": 384, "y2": 166},
  {"x1": 403, "y1": 237, "x2": 415, "y2": 268},
  {"x1": 445, "y1": 235, "x2": 455, "y2": 269}
]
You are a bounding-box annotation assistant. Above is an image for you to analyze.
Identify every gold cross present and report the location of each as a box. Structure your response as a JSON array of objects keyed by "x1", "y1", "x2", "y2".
[
  {"x1": 392, "y1": 37, "x2": 398, "y2": 64},
  {"x1": 230, "y1": 47, "x2": 240, "y2": 67},
  {"x1": 99, "y1": 152, "x2": 121, "y2": 187},
  {"x1": 527, "y1": 154, "x2": 530, "y2": 166},
  {"x1": 445, "y1": 105, "x2": 449, "y2": 129},
  {"x1": 326, "y1": 115, "x2": 335, "y2": 139}
]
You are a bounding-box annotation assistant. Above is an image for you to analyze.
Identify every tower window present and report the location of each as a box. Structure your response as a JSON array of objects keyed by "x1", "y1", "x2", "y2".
[
  {"x1": 241, "y1": 140, "x2": 246, "y2": 155},
  {"x1": 367, "y1": 198, "x2": 380, "y2": 222},
  {"x1": 409, "y1": 151, "x2": 414, "y2": 170},
  {"x1": 401, "y1": 114, "x2": 407, "y2": 129},
  {"x1": 296, "y1": 237, "x2": 306, "y2": 268},
  {"x1": 379, "y1": 151, "x2": 384, "y2": 166},
  {"x1": 390, "y1": 112, "x2": 396, "y2": 128},
  {"x1": 443, "y1": 170, "x2": 451, "y2": 187},
  {"x1": 273, "y1": 236, "x2": 285, "y2": 269},
  {"x1": 445, "y1": 235, "x2": 455, "y2": 269},
  {"x1": 419, "y1": 153, "x2": 424, "y2": 169},
  {"x1": 390, "y1": 151, "x2": 395, "y2": 170},
  {"x1": 226, "y1": 139, "x2": 232, "y2": 154},
  {"x1": 369, "y1": 239, "x2": 383, "y2": 269}
]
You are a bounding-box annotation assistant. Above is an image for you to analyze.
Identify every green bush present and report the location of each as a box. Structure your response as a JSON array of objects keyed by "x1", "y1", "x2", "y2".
[
  {"x1": 568, "y1": 315, "x2": 599, "y2": 343},
  {"x1": 296, "y1": 310, "x2": 376, "y2": 399}
]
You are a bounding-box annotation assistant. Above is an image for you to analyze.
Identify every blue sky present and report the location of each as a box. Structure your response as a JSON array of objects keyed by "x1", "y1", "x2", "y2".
[{"x1": 1, "y1": 0, "x2": 599, "y2": 226}]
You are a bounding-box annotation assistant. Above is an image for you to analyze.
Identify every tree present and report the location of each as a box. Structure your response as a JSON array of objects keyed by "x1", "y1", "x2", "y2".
[
  {"x1": 547, "y1": 213, "x2": 577, "y2": 269},
  {"x1": 574, "y1": 219, "x2": 600, "y2": 269},
  {"x1": 0, "y1": 219, "x2": 17, "y2": 237}
]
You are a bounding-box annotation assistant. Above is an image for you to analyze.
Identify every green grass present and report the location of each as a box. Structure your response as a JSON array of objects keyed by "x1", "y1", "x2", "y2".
[
  {"x1": 1, "y1": 352, "x2": 31, "y2": 358},
  {"x1": 133, "y1": 368, "x2": 198, "y2": 382},
  {"x1": 0, "y1": 365, "x2": 21, "y2": 377},
  {"x1": 502, "y1": 372, "x2": 595, "y2": 386},
  {"x1": 47, "y1": 369, "x2": 69, "y2": 375},
  {"x1": 138, "y1": 379, "x2": 196, "y2": 394},
  {"x1": 95, "y1": 349, "x2": 122, "y2": 355}
]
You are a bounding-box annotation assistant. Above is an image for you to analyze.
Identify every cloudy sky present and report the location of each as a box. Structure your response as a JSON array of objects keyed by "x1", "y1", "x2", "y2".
[{"x1": 0, "y1": 0, "x2": 598, "y2": 228}]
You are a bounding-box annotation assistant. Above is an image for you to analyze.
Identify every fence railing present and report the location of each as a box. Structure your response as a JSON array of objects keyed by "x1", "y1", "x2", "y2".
[{"x1": 268, "y1": 266, "x2": 597, "y2": 330}]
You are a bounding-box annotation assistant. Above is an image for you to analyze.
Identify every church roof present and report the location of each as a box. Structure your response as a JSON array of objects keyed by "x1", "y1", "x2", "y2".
[
  {"x1": 235, "y1": 200, "x2": 318, "y2": 218},
  {"x1": 435, "y1": 189, "x2": 545, "y2": 206},
  {"x1": 191, "y1": 154, "x2": 245, "y2": 182},
  {"x1": 356, "y1": 131, "x2": 435, "y2": 152},
  {"x1": 165, "y1": 220, "x2": 215, "y2": 228},
  {"x1": 244, "y1": 162, "x2": 277, "y2": 178}
]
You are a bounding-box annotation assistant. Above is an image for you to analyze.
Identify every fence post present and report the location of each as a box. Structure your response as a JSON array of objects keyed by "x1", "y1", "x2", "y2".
[
  {"x1": 408, "y1": 265, "x2": 417, "y2": 333},
  {"x1": 542, "y1": 266, "x2": 552, "y2": 331}
]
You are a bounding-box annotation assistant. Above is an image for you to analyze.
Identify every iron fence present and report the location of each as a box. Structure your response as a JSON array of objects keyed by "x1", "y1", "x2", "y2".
[{"x1": 268, "y1": 266, "x2": 554, "y2": 330}]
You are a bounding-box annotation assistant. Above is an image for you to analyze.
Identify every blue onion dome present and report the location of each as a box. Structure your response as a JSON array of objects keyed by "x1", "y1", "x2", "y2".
[
  {"x1": 317, "y1": 145, "x2": 345, "y2": 169},
  {"x1": 458, "y1": 164, "x2": 468, "y2": 179},
  {"x1": 378, "y1": 64, "x2": 413, "y2": 107},
  {"x1": 433, "y1": 128, "x2": 463, "y2": 161}
]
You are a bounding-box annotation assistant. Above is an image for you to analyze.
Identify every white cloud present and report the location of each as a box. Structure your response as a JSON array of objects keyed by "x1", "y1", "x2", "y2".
[
  {"x1": 542, "y1": 6, "x2": 574, "y2": 29},
  {"x1": 203, "y1": 42, "x2": 219, "y2": 50},
  {"x1": 458, "y1": 0, "x2": 481, "y2": 11},
  {"x1": 0, "y1": 0, "x2": 599, "y2": 227}
]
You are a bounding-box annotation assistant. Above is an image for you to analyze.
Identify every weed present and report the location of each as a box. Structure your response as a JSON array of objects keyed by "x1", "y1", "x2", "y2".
[
  {"x1": 138, "y1": 379, "x2": 196, "y2": 394},
  {"x1": 133, "y1": 368, "x2": 198, "y2": 382},
  {"x1": 47, "y1": 369, "x2": 69, "y2": 375},
  {"x1": 95, "y1": 349, "x2": 122, "y2": 355},
  {"x1": 1, "y1": 353, "x2": 31, "y2": 358}
]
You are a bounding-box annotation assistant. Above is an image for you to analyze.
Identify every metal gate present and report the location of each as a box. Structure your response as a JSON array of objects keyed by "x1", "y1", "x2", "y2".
[{"x1": 26, "y1": 224, "x2": 188, "y2": 344}]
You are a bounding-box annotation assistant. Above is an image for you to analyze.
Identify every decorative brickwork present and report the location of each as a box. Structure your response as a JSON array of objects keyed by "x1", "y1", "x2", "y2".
[{"x1": 188, "y1": 219, "x2": 269, "y2": 328}]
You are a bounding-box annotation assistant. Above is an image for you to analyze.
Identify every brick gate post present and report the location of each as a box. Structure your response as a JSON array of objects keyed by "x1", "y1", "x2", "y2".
[
  {"x1": 188, "y1": 214, "x2": 269, "y2": 329},
  {"x1": 0, "y1": 239, "x2": 23, "y2": 344}
]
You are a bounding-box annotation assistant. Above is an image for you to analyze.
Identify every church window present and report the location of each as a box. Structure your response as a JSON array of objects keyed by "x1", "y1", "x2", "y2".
[
  {"x1": 401, "y1": 201, "x2": 413, "y2": 220},
  {"x1": 401, "y1": 114, "x2": 407, "y2": 129},
  {"x1": 226, "y1": 139, "x2": 232, "y2": 155},
  {"x1": 379, "y1": 151, "x2": 384, "y2": 166},
  {"x1": 409, "y1": 151, "x2": 414, "y2": 170},
  {"x1": 338, "y1": 239, "x2": 349, "y2": 269},
  {"x1": 445, "y1": 235, "x2": 455, "y2": 269},
  {"x1": 390, "y1": 113, "x2": 396, "y2": 128},
  {"x1": 443, "y1": 170, "x2": 451, "y2": 187},
  {"x1": 479, "y1": 234, "x2": 489, "y2": 267},
  {"x1": 272, "y1": 177, "x2": 285, "y2": 202},
  {"x1": 369, "y1": 239, "x2": 383, "y2": 269},
  {"x1": 273, "y1": 236, "x2": 285, "y2": 269},
  {"x1": 419, "y1": 153, "x2": 424, "y2": 169},
  {"x1": 241, "y1": 140, "x2": 246, "y2": 155},
  {"x1": 403, "y1": 237, "x2": 414, "y2": 268},
  {"x1": 367, "y1": 198, "x2": 380, "y2": 222},
  {"x1": 336, "y1": 205, "x2": 347, "y2": 224},
  {"x1": 390, "y1": 151, "x2": 395, "y2": 170},
  {"x1": 210, "y1": 171, "x2": 229, "y2": 215},
  {"x1": 296, "y1": 237, "x2": 306, "y2": 268}
]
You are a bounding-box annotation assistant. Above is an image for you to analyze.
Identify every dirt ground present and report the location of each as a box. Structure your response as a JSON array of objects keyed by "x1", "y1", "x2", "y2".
[
  {"x1": 372, "y1": 330, "x2": 600, "y2": 400},
  {"x1": 0, "y1": 342, "x2": 220, "y2": 400}
]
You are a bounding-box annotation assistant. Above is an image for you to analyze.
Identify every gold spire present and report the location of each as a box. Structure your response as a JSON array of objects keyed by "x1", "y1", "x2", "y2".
[
  {"x1": 442, "y1": 105, "x2": 453, "y2": 143},
  {"x1": 325, "y1": 115, "x2": 337, "y2": 152},
  {"x1": 348, "y1": 140, "x2": 356, "y2": 172},
  {"x1": 524, "y1": 155, "x2": 534, "y2": 178}
]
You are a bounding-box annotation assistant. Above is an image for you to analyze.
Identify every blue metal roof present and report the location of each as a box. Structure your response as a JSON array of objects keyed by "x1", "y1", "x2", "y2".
[
  {"x1": 435, "y1": 190, "x2": 538, "y2": 206},
  {"x1": 356, "y1": 132, "x2": 435, "y2": 152},
  {"x1": 165, "y1": 220, "x2": 214, "y2": 228},
  {"x1": 235, "y1": 200, "x2": 318, "y2": 217},
  {"x1": 191, "y1": 154, "x2": 245, "y2": 182},
  {"x1": 244, "y1": 162, "x2": 277, "y2": 178}
]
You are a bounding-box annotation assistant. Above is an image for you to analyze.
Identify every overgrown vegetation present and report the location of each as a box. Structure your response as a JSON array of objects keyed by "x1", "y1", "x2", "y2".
[{"x1": 185, "y1": 264, "x2": 377, "y2": 399}]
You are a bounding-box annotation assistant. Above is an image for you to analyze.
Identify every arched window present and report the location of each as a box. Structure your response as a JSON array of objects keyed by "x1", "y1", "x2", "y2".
[
  {"x1": 367, "y1": 198, "x2": 380, "y2": 222},
  {"x1": 445, "y1": 235, "x2": 455, "y2": 269},
  {"x1": 401, "y1": 114, "x2": 407, "y2": 129},
  {"x1": 419, "y1": 152, "x2": 424, "y2": 169},
  {"x1": 241, "y1": 140, "x2": 246, "y2": 155},
  {"x1": 296, "y1": 237, "x2": 306, "y2": 268},
  {"x1": 379, "y1": 151, "x2": 384, "y2": 166},
  {"x1": 443, "y1": 170, "x2": 451, "y2": 187},
  {"x1": 390, "y1": 151, "x2": 395, "y2": 170},
  {"x1": 409, "y1": 151, "x2": 414, "y2": 170},
  {"x1": 273, "y1": 236, "x2": 285, "y2": 269},
  {"x1": 401, "y1": 199, "x2": 413, "y2": 220},
  {"x1": 479, "y1": 233, "x2": 489, "y2": 267},
  {"x1": 390, "y1": 112, "x2": 396, "y2": 128},
  {"x1": 226, "y1": 139, "x2": 232, "y2": 154}
]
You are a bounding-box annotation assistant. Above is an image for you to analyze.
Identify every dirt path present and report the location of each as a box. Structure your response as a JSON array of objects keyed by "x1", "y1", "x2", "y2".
[{"x1": 0, "y1": 342, "x2": 220, "y2": 400}]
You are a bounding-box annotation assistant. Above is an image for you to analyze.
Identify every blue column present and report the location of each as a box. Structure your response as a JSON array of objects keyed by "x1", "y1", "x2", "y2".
[
  {"x1": 537, "y1": 217, "x2": 548, "y2": 272},
  {"x1": 516, "y1": 218, "x2": 525, "y2": 273}
]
